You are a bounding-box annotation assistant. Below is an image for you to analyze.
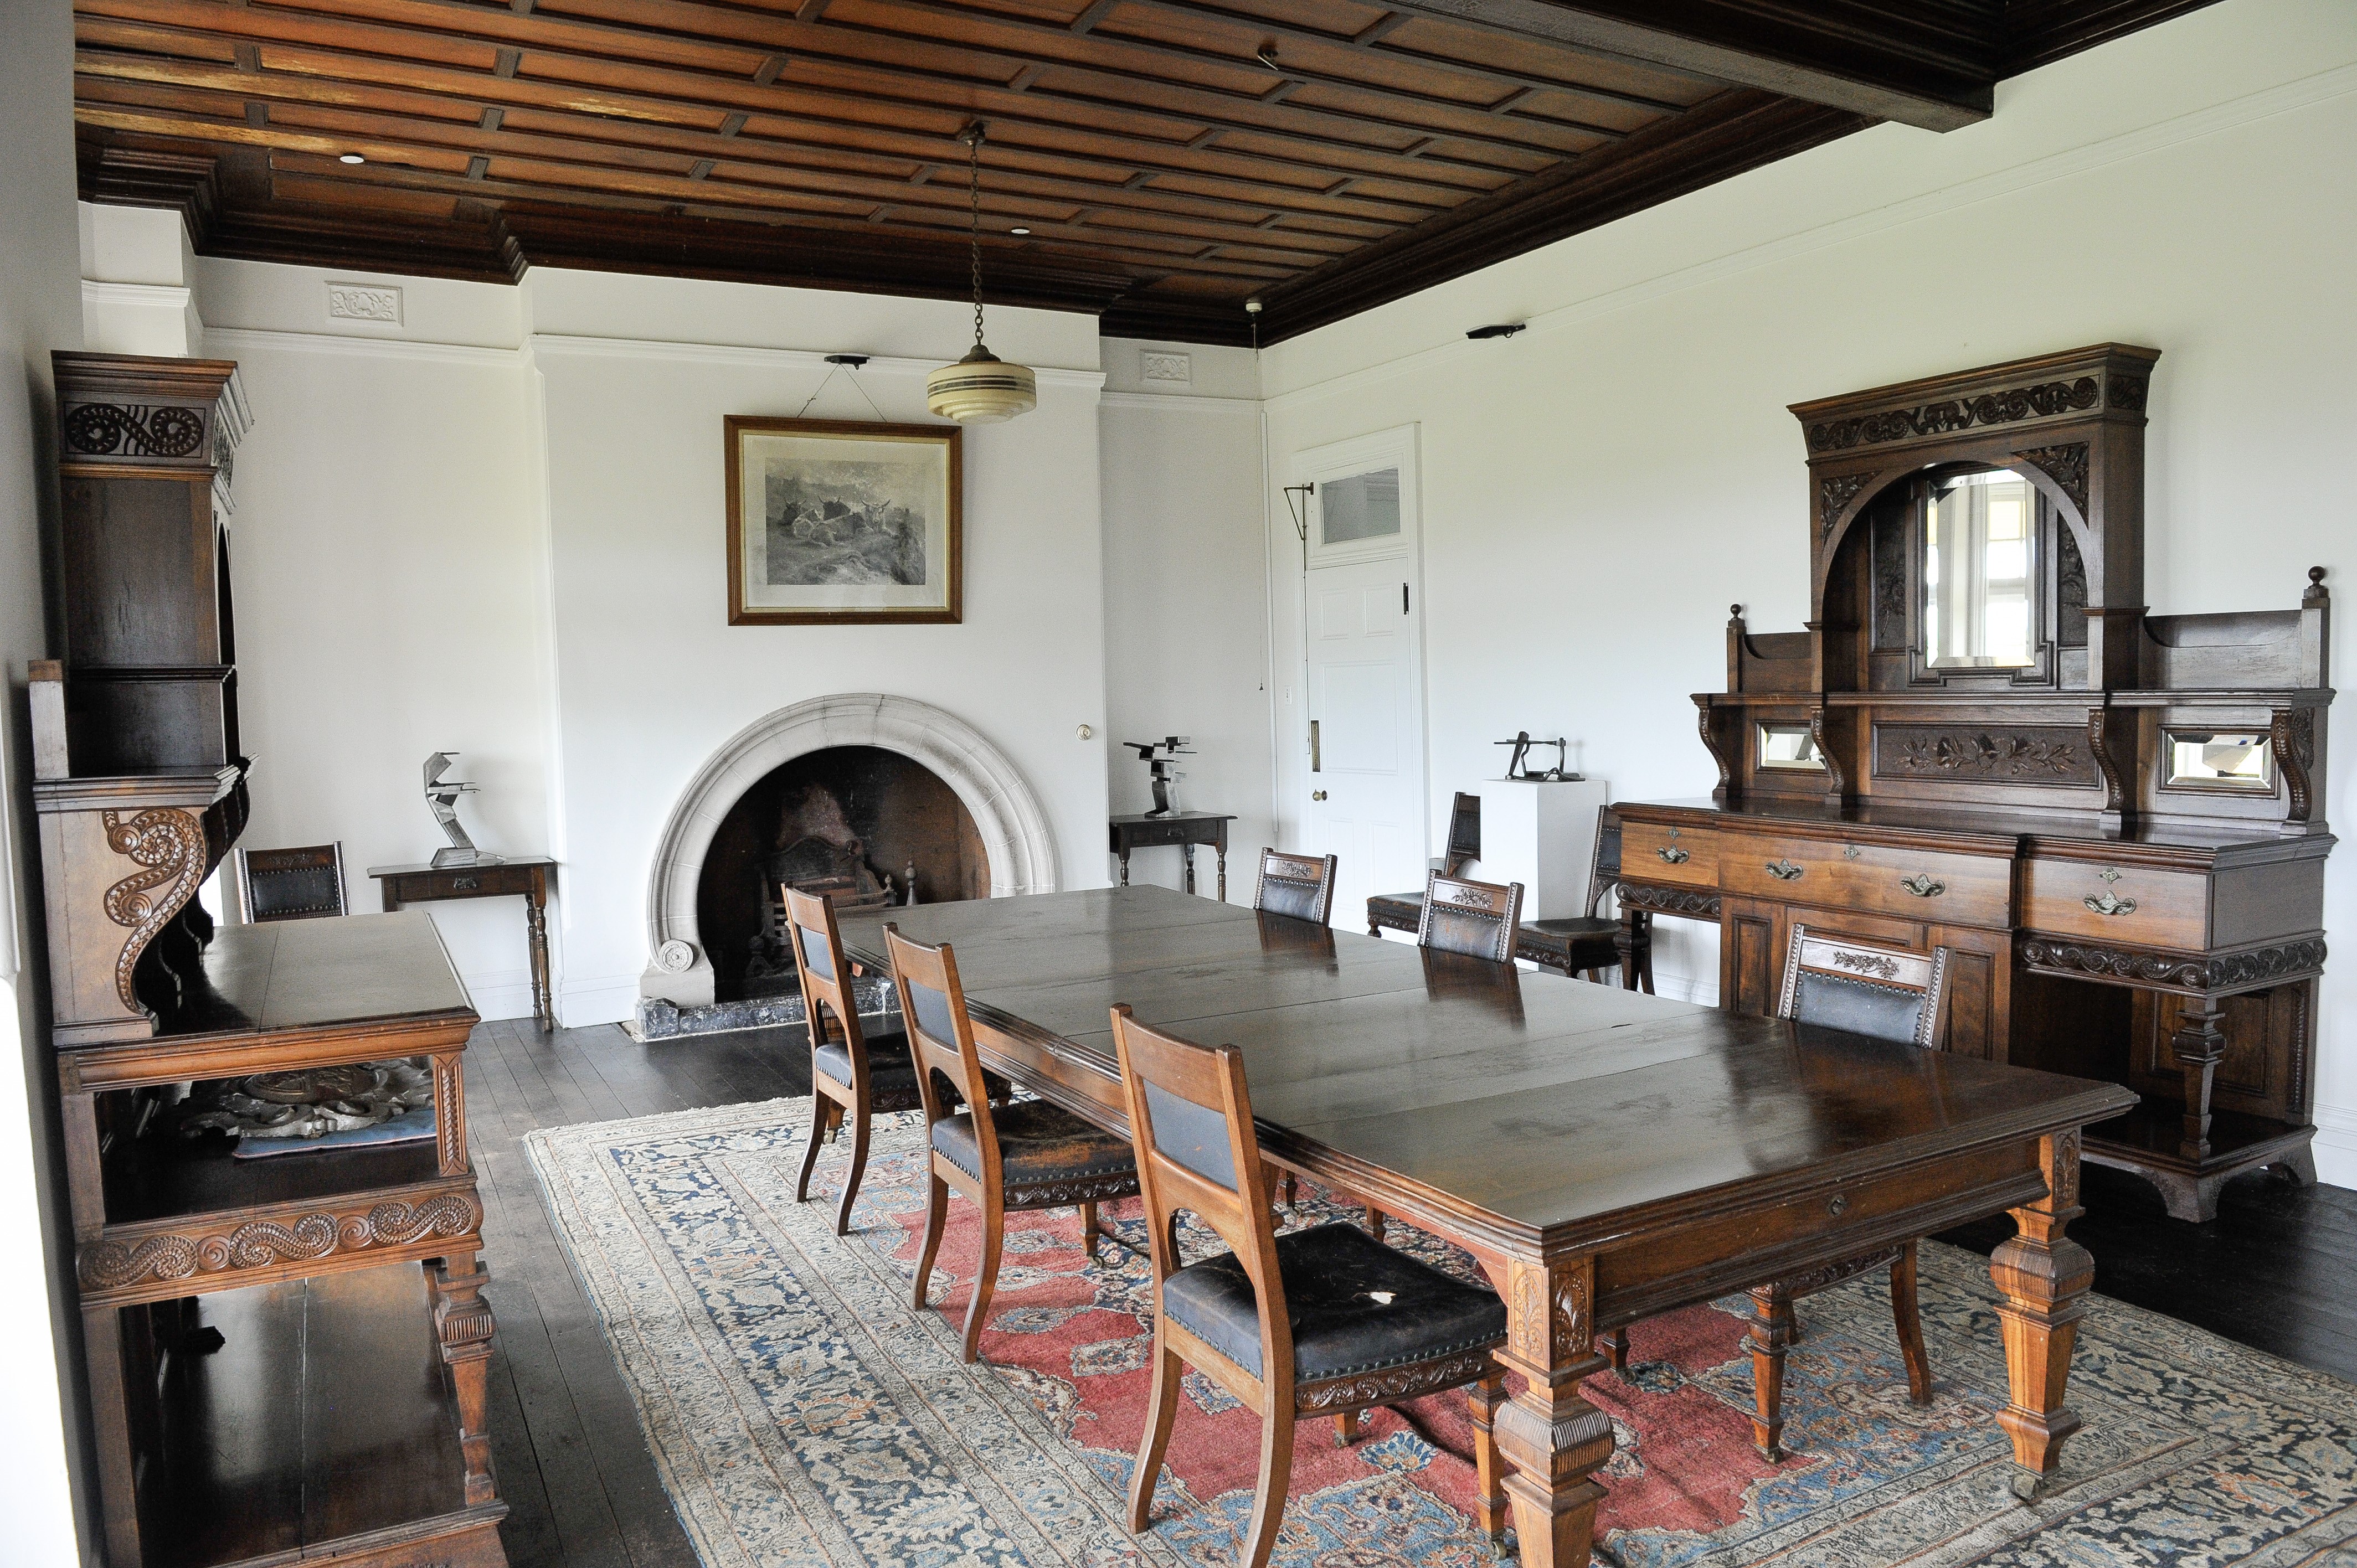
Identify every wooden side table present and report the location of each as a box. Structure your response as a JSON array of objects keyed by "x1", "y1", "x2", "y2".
[
  {"x1": 1109, "y1": 812, "x2": 1235, "y2": 900},
  {"x1": 371, "y1": 855, "x2": 558, "y2": 1027}
]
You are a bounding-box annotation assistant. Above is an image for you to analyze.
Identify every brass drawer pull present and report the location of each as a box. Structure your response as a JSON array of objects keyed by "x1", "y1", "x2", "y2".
[
  {"x1": 2085, "y1": 891, "x2": 2138, "y2": 916},
  {"x1": 1657, "y1": 845, "x2": 1690, "y2": 864},
  {"x1": 1764, "y1": 859, "x2": 1804, "y2": 881},
  {"x1": 1898, "y1": 874, "x2": 1945, "y2": 898},
  {"x1": 454, "y1": 876, "x2": 481, "y2": 891}
]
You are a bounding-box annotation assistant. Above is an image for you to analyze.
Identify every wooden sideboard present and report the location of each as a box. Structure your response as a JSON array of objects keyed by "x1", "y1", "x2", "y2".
[{"x1": 1617, "y1": 344, "x2": 2333, "y2": 1223}]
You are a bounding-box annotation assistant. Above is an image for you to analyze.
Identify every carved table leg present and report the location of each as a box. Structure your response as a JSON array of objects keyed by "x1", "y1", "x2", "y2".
[
  {"x1": 2171, "y1": 999, "x2": 2225, "y2": 1159},
  {"x1": 1990, "y1": 1130, "x2": 2093, "y2": 1501},
  {"x1": 431, "y1": 1255, "x2": 500, "y2": 1505},
  {"x1": 526, "y1": 883, "x2": 553, "y2": 1028},
  {"x1": 1494, "y1": 1254, "x2": 1614, "y2": 1568},
  {"x1": 1468, "y1": 1371, "x2": 1508, "y2": 1545},
  {"x1": 1746, "y1": 1285, "x2": 1795, "y2": 1460},
  {"x1": 1118, "y1": 846, "x2": 1131, "y2": 887}
]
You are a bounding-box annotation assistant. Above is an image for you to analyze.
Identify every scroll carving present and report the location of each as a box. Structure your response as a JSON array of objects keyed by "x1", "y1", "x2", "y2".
[
  {"x1": 1298, "y1": 1349, "x2": 1495, "y2": 1411},
  {"x1": 2057, "y1": 524, "x2": 2089, "y2": 647},
  {"x1": 1695, "y1": 698, "x2": 1735, "y2": 793},
  {"x1": 2018, "y1": 937, "x2": 2326, "y2": 994},
  {"x1": 2016, "y1": 442, "x2": 2090, "y2": 517},
  {"x1": 1809, "y1": 708, "x2": 1846, "y2": 795},
  {"x1": 1872, "y1": 510, "x2": 1908, "y2": 651},
  {"x1": 2106, "y1": 375, "x2": 2148, "y2": 411},
  {"x1": 1552, "y1": 1267, "x2": 1591, "y2": 1359},
  {"x1": 1767, "y1": 1245, "x2": 1903, "y2": 1299},
  {"x1": 1617, "y1": 884, "x2": 1720, "y2": 918},
  {"x1": 79, "y1": 1190, "x2": 482, "y2": 1294},
  {"x1": 1805, "y1": 377, "x2": 2099, "y2": 452},
  {"x1": 100, "y1": 807, "x2": 207, "y2": 1009},
  {"x1": 2085, "y1": 710, "x2": 2127, "y2": 813},
  {"x1": 2271, "y1": 708, "x2": 2315, "y2": 822},
  {"x1": 2049, "y1": 1129, "x2": 2082, "y2": 1211},
  {"x1": 1876, "y1": 726, "x2": 2095, "y2": 785},
  {"x1": 1819, "y1": 472, "x2": 1873, "y2": 537},
  {"x1": 63, "y1": 401, "x2": 208, "y2": 458}
]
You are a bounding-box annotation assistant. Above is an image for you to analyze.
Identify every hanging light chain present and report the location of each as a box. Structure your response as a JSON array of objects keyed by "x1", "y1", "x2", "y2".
[{"x1": 967, "y1": 123, "x2": 986, "y2": 349}]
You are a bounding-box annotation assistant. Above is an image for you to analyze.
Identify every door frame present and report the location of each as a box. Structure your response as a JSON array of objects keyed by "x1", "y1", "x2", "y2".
[{"x1": 1291, "y1": 423, "x2": 1428, "y2": 883}]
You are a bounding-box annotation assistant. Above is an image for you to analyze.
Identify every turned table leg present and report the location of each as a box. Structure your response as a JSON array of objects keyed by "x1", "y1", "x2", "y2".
[
  {"x1": 1746, "y1": 1285, "x2": 1796, "y2": 1460},
  {"x1": 1494, "y1": 1254, "x2": 1614, "y2": 1568},
  {"x1": 525, "y1": 879, "x2": 553, "y2": 1028},
  {"x1": 1991, "y1": 1129, "x2": 2094, "y2": 1500},
  {"x1": 431, "y1": 1255, "x2": 500, "y2": 1505}
]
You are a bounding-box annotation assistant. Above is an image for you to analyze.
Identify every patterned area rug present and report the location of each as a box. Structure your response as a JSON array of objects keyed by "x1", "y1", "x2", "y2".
[{"x1": 524, "y1": 1097, "x2": 2357, "y2": 1567}]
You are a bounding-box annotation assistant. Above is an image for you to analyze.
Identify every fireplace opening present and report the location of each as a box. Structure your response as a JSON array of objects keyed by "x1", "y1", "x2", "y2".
[{"x1": 695, "y1": 745, "x2": 989, "y2": 1002}]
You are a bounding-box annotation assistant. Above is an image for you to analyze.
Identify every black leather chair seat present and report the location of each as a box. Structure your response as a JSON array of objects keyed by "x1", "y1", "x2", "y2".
[
  {"x1": 813, "y1": 1024, "x2": 924, "y2": 1111},
  {"x1": 1367, "y1": 891, "x2": 1424, "y2": 932},
  {"x1": 1521, "y1": 915, "x2": 1622, "y2": 962},
  {"x1": 1161, "y1": 1221, "x2": 1505, "y2": 1383},
  {"x1": 931, "y1": 1098, "x2": 1140, "y2": 1194}
]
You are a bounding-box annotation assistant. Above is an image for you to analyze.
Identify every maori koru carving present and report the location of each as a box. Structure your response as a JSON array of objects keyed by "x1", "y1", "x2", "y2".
[
  {"x1": 80, "y1": 1192, "x2": 481, "y2": 1291},
  {"x1": 100, "y1": 807, "x2": 207, "y2": 1009},
  {"x1": 2106, "y1": 375, "x2": 2148, "y2": 411},
  {"x1": 63, "y1": 400, "x2": 207, "y2": 458},
  {"x1": 1819, "y1": 472, "x2": 1874, "y2": 536},
  {"x1": 2015, "y1": 442, "x2": 2091, "y2": 516},
  {"x1": 1884, "y1": 729, "x2": 2089, "y2": 782},
  {"x1": 2019, "y1": 938, "x2": 2327, "y2": 993},
  {"x1": 1807, "y1": 377, "x2": 2100, "y2": 451}
]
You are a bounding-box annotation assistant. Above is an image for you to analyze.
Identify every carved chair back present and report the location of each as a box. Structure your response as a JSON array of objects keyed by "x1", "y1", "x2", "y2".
[
  {"x1": 881, "y1": 925, "x2": 1000, "y2": 1178},
  {"x1": 1584, "y1": 807, "x2": 1625, "y2": 920},
  {"x1": 785, "y1": 886, "x2": 877, "y2": 1082},
  {"x1": 1253, "y1": 850, "x2": 1338, "y2": 925},
  {"x1": 1776, "y1": 925, "x2": 1951, "y2": 1049},
  {"x1": 1415, "y1": 873, "x2": 1524, "y2": 964},
  {"x1": 235, "y1": 842, "x2": 348, "y2": 922},
  {"x1": 1109, "y1": 1003, "x2": 1290, "y2": 1394},
  {"x1": 1441, "y1": 791, "x2": 1481, "y2": 878}
]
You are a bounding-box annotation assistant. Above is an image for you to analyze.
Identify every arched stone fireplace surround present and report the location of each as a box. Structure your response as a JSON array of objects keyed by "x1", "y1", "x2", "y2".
[{"x1": 635, "y1": 693, "x2": 1059, "y2": 1034}]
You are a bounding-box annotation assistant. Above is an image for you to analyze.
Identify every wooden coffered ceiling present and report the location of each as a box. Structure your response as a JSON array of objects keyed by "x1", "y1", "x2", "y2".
[{"x1": 74, "y1": 0, "x2": 2218, "y2": 345}]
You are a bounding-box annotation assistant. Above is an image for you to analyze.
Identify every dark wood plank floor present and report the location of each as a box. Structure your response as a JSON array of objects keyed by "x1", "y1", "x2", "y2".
[{"x1": 466, "y1": 1018, "x2": 2357, "y2": 1567}]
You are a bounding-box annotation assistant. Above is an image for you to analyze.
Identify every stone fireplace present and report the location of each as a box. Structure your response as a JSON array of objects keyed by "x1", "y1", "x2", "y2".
[{"x1": 635, "y1": 693, "x2": 1058, "y2": 1038}]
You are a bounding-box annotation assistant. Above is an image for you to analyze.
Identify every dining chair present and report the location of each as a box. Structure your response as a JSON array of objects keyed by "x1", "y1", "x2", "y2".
[
  {"x1": 787, "y1": 885, "x2": 924, "y2": 1236},
  {"x1": 1518, "y1": 806, "x2": 1656, "y2": 992},
  {"x1": 1414, "y1": 871, "x2": 1524, "y2": 963},
  {"x1": 1251, "y1": 849, "x2": 1337, "y2": 925},
  {"x1": 234, "y1": 842, "x2": 348, "y2": 922},
  {"x1": 884, "y1": 924, "x2": 1140, "y2": 1363},
  {"x1": 1736, "y1": 925, "x2": 1948, "y2": 1459},
  {"x1": 1110, "y1": 1003, "x2": 1509, "y2": 1567},
  {"x1": 1362, "y1": 791, "x2": 1480, "y2": 938}
]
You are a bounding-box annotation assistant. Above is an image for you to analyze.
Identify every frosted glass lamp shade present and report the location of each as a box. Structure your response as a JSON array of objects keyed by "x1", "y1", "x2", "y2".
[{"x1": 926, "y1": 345, "x2": 1037, "y2": 424}]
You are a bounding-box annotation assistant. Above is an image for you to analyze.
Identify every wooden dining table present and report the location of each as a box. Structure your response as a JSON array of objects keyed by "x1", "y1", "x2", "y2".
[{"x1": 837, "y1": 885, "x2": 2138, "y2": 1568}]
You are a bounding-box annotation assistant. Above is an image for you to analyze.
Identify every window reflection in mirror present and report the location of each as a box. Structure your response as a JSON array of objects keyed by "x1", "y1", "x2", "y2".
[
  {"x1": 2165, "y1": 731, "x2": 2276, "y2": 791},
  {"x1": 1757, "y1": 722, "x2": 1826, "y2": 771},
  {"x1": 1924, "y1": 468, "x2": 2036, "y2": 668}
]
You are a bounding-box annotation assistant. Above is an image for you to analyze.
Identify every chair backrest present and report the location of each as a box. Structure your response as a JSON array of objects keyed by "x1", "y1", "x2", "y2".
[
  {"x1": 785, "y1": 886, "x2": 877, "y2": 1077},
  {"x1": 1776, "y1": 925, "x2": 1951, "y2": 1049},
  {"x1": 1584, "y1": 806, "x2": 1625, "y2": 920},
  {"x1": 1253, "y1": 849, "x2": 1337, "y2": 925},
  {"x1": 882, "y1": 925, "x2": 997, "y2": 1150},
  {"x1": 1110, "y1": 1004, "x2": 1290, "y2": 1378},
  {"x1": 236, "y1": 843, "x2": 347, "y2": 922},
  {"x1": 1441, "y1": 791, "x2": 1481, "y2": 878},
  {"x1": 1415, "y1": 872, "x2": 1524, "y2": 963}
]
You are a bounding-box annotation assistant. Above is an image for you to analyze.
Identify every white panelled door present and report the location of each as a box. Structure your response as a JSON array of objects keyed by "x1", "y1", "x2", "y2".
[{"x1": 1298, "y1": 427, "x2": 1424, "y2": 919}]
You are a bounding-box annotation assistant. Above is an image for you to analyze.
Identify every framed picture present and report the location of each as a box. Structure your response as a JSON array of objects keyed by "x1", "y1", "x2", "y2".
[{"x1": 724, "y1": 416, "x2": 963, "y2": 625}]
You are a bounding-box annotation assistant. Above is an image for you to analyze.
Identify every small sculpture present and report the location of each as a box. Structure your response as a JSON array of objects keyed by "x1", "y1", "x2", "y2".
[
  {"x1": 1495, "y1": 731, "x2": 1579, "y2": 781},
  {"x1": 424, "y1": 751, "x2": 503, "y2": 868},
  {"x1": 1124, "y1": 736, "x2": 1193, "y2": 816}
]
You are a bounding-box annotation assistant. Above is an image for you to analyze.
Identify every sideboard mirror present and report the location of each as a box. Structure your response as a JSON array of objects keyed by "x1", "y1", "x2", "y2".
[{"x1": 1924, "y1": 467, "x2": 2039, "y2": 670}]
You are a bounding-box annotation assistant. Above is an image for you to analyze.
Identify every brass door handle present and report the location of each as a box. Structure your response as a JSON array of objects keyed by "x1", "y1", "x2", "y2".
[
  {"x1": 2085, "y1": 891, "x2": 2138, "y2": 916},
  {"x1": 1898, "y1": 874, "x2": 1944, "y2": 898},
  {"x1": 1764, "y1": 859, "x2": 1804, "y2": 881},
  {"x1": 1312, "y1": 790, "x2": 1328, "y2": 802},
  {"x1": 1657, "y1": 846, "x2": 1690, "y2": 864}
]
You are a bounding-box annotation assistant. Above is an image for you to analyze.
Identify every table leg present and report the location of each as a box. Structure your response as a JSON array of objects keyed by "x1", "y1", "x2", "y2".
[
  {"x1": 1119, "y1": 847, "x2": 1131, "y2": 887},
  {"x1": 431, "y1": 1254, "x2": 500, "y2": 1505},
  {"x1": 1494, "y1": 1254, "x2": 1614, "y2": 1567},
  {"x1": 1216, "y1": 847, "x2": 1227, "y2": 903},
  {"x1": 1182, "y1": 845, "x2": 1196, "y2": 896},
  {"x1": 526, "y1": 884, "x2": 553, "y2": 1028},
  {"x1": 2170, "y1": 998, "x2": 2225, "y2": 1159},
  {"x1": 1991, "y1": 1129, "x2": 2093, "y2": 1500}
]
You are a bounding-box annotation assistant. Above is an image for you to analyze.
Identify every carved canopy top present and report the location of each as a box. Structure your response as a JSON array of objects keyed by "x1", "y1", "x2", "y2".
[
  {"x1": 1788, "y1": 343, "x2": 2158, "y2": 461},
  {"x1": 52, "y1": 350, "x2": 250, "y2": 477}
]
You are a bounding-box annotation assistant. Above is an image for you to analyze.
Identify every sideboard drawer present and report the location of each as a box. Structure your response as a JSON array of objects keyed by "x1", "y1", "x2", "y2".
[
  {"x1": 1621, "y1": 821, "x2": 1718, "y2": 886},
  {"x1": 2021, "y1": 859, "x2": 2209, "y2": 948},
  {"x1": 1722, "y1": 835, "x2": 2013, "y2": 928}
]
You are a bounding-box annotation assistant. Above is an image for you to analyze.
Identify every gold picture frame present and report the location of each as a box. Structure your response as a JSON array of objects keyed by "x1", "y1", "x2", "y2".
[{"x1": 724, "y1": 416, "x2": 963, "y2": 625}]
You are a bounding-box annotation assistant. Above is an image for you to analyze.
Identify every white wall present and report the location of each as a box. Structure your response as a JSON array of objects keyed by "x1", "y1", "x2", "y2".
[
  {"x1": 0, "y1": 0, "x2": 97, "y2": 1555},
  {"x1": 1257, "y1": 0, "x2": 2357, "y2": 1182},
  {"x1": 1099, "y1": 340, "x2": 1274, "y2": 898},
  {"x1": 524, "y1": 272, "x2": 1112, "y2": 1023}
]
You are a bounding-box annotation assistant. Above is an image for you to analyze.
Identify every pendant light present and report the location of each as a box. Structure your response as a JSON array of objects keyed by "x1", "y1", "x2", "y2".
[{"x1": 927, "y1": 123, "x2": 1037, "y2": 424}]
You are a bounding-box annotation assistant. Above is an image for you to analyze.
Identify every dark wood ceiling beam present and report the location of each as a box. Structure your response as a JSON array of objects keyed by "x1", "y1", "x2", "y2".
[
  {"x1": 76, "y1": 55, "x2": 1386, "y2": 237},
  {"x1": 75, "y1": 18, "x2": 1464, "y2": 216},
  {"x1": 1121, "y1": 0, "x2": 1704, "y2": 117},
  {"x1": 1372, "y1": 1, "x2": 1998, "y2": 131},
  {"x1": 817, "y1": 0, "x2": 1641, "y2": 149}
]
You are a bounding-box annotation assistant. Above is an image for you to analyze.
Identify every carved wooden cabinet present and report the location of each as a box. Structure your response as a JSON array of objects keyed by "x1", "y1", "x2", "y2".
[
  {"x1": 1617, "y1": 344, "x2": 2333, "y2": 1223},
  {"x1": 35, "y1": 354, "x2": 506, "y2": 1568}
]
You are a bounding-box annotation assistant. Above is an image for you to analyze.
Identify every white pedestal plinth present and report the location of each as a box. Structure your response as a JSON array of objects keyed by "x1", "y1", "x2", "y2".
[{"x1": 1470, "y1": 778, "x2": 1610, "y2": 920}]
